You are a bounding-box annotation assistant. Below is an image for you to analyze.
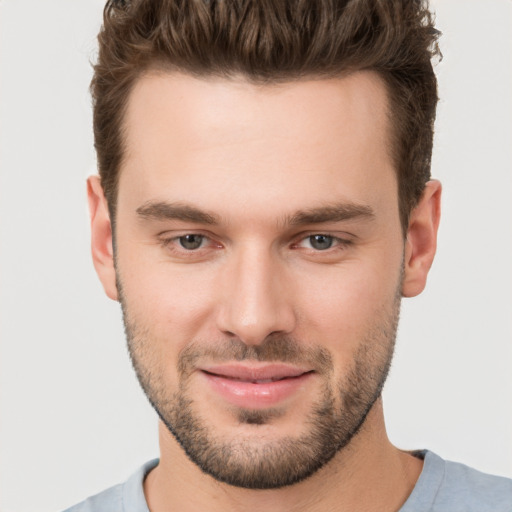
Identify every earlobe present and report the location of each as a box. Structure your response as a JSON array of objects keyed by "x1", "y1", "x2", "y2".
[
  {"x1": 87, "y1": 175, "x2": 118, "y2": 301},
  {"x1": 402, "y1": 180, "x2": 442, "y2": 298}
]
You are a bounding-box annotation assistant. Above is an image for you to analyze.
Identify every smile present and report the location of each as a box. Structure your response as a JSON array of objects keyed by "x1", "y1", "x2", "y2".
[{"x1": 199, "y1": 364, "x2": 314, "y2": 409}]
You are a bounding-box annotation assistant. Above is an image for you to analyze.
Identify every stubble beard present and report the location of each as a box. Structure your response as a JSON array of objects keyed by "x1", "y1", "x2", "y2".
[{"x1": 119, "y1": 285, "x2": 401, "y2": 490}]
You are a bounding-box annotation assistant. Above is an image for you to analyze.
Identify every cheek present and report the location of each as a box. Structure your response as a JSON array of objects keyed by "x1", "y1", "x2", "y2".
[
  {"x1": 293, "y1": 257, "x2": 402, "y2": 353},
  {"x1": 116, "y1": 248, "x2": 222, "y2": 358},
  {"x1": 120, "y1": 266, "x2": 221, "y2": 394}
]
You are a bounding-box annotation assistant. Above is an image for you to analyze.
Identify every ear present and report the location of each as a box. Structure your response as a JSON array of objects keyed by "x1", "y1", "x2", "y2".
[
  {"x1": 87, "y1": 175, "x2": 118, "y2": 301},
  {"x1": 402, "y1": 180, "x2": 442, "y2": 298}
]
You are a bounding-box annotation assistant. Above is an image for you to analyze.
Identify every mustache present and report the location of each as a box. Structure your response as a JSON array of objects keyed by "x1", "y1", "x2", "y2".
[{"x1": 177, "y1": 335, "x2": 333, "y2": 378}]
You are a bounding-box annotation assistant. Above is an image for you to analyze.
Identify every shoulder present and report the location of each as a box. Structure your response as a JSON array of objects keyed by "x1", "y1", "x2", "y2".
[
  {"x1": 439, "y1": 455, "x2": 512, "y2": 510},
  {"x1": 402, "y1": 450, "x2": 512, "y2": 512},
  {"x1": 61, "y1": 459, "x2": 159, "y2": 512},
  {"x1": 62, "y1": 483, "x2": 123, "y2": 512}
]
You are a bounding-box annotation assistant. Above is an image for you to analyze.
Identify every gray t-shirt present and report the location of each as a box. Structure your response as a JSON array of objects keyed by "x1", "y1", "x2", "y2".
[{"x1": 63, "y1": 451, "x2": 512, "y2": 511}]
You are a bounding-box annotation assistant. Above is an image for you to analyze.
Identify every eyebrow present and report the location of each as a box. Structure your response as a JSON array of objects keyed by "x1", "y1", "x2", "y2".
[
  {"x1": 136, "y1": 201, "x2": 219, "y2": 224},
  {"x1": 286, "y1": 203, "x2": 375, "y2": 226},
  {"x1": 135, "y1": 200, "x2": 375, "y2": 226}
]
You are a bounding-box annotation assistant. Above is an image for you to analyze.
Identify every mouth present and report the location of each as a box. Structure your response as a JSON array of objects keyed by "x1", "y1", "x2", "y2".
[
  {"x1": 202, "y1": 363, "x2": 309, "y2": 380},
  {"x1": 199, "y1": 364, "x2": 315, "y2": 409}
]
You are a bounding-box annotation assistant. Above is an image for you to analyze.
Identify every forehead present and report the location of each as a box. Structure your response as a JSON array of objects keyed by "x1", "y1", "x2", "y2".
[{"x1": 118, "y1": 71, "x2": 397, "y2": 222}]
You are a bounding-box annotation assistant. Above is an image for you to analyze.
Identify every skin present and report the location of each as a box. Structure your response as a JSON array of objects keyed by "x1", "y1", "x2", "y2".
[{"x1": 89, "y1": 70, "x2": 441, "y2": 511}]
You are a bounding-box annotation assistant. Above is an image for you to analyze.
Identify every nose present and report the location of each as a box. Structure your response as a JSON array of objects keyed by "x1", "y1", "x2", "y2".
[{"x1": 215, "y1": 245, "x2": 296, "y2": 345}]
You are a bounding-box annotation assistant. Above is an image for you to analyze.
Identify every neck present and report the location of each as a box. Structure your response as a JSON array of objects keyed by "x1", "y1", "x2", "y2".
[{"x1": 144, "y1": 399, "x2": 423, "y2": 512}]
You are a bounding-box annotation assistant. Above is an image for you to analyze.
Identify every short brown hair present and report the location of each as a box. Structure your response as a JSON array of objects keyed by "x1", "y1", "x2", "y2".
[{"x1": 91, "y1": 0, "x2": 440, "y2": 233}]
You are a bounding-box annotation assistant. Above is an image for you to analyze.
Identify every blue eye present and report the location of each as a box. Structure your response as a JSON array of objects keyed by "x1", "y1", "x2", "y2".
[
  {"x1": 179, "y1": 234, "x2": 205, "y2": 250},
  {"x1": 308, "y1": 234, "x2": 334, "y2": 250}
]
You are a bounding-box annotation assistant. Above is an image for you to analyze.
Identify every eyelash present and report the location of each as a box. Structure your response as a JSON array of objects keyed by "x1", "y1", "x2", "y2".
[
  {"x1": 159, "y1": 233, "x2": 218, "y2": 256},
  {"x1": 159, "y1": 232, "x2": 353, "y2": 258},
  {"x1": 293, "y1": 234, "x2": 352, "y2": 251}
]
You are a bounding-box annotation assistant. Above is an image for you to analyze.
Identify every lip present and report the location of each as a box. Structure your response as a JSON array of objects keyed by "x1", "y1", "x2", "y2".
[{"x1": 199, "y1": 364, "x2": 314, "y2": 409}]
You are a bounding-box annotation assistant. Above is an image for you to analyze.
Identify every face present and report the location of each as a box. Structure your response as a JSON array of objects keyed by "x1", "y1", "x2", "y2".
[{"x1": 109, "y1": 71, "x2": 407, "y2": 488}]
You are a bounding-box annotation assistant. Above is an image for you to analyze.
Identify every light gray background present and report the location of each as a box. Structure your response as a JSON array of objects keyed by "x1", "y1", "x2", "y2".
[{"x1": 1, "y1": 1, "x2": 511, "y2": 511}]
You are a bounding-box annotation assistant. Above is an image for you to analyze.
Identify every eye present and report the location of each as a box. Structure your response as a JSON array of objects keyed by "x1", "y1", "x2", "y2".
[
  {"x1": 293, "y1": 233, "x2": 353, "y2": 255},
  {"x1": 305, "y1": 234, "x2": 335, "y2": 251},
  {"x1": 178, "y1": 234, "x2": 205, "y2": 250}
]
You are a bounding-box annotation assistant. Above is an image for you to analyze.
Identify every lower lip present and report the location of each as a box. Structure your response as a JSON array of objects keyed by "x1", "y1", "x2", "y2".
[{"x1": 201, "y1": 371, "x2": 314, "y2": 409}]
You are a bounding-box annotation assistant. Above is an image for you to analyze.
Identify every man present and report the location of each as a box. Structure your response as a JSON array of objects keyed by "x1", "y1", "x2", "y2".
[{"x1": 65, "y1": 0, "x2": 512, "y2": 510}]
